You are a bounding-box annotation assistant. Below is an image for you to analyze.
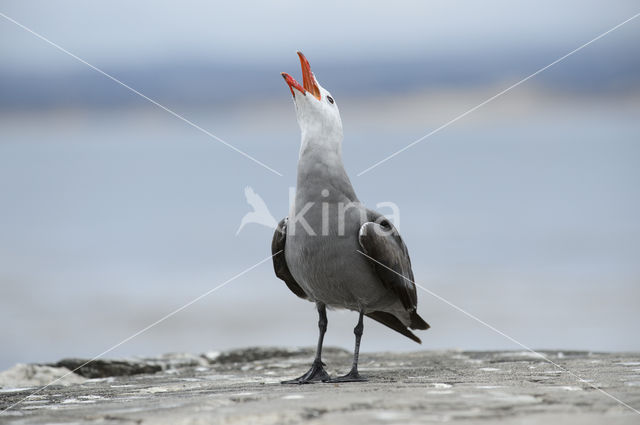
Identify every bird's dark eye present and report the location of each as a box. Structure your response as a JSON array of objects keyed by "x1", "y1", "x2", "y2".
[{"x1": 327, "y1": 96, "x2": 334, "y2": 104}]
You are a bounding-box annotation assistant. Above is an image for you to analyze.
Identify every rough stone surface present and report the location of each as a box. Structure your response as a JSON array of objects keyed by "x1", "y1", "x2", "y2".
[
  {"x1": 51, "y1": 359, "x2": 162, "y2": 379},
  {"x1": 0, "y1": 348, "x2": 639, "y2": 424},
  {"x1": 0, "y1": 364, "x2": 85, "y2": 389}
]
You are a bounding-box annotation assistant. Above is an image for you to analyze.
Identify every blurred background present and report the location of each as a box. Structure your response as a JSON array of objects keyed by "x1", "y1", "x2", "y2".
[{"x1": 1, "y1": 1, "x2": 639, "y2": 371}]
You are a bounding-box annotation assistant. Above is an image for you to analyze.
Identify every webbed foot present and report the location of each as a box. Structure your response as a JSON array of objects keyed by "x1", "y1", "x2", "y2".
[
  {"x1": 281, "y1": 359, "x2": 331, "y2": 384},
  {"x1": 324, "y1": 368, "x2": 367, "y2": 383}
]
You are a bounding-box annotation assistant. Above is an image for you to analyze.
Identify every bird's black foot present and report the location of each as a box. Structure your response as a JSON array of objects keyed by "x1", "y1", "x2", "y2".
[
  {"x1": 324, "y1": 368, "x2": 367, "y2": 383},
  {"x1": 281, "y1": 359, "x2": 331, "y2": 384}
]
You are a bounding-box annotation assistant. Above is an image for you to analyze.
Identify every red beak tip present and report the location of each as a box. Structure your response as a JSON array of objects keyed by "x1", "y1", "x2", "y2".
[{"x1": 283, "y1": 52, "x2": 319, "y2": 99}]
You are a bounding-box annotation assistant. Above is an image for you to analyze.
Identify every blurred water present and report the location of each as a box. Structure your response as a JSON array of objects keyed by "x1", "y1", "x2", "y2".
[{"x1": 1, "y1": 90, "x2": 638, "y2": 370}]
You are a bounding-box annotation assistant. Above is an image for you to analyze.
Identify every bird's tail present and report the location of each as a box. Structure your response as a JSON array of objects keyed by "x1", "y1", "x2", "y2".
[
  {"x1": 366, "y1": 311, "x2": 428, "y2": 344},
  {"x1": 409, "y1": 311, "x2": 430, "y2": 330}
]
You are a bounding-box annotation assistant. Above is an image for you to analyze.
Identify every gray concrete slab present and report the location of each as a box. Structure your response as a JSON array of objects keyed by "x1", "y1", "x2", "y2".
[{"x1": 1, "y1": 348, "x2": 639, "y2": 424}]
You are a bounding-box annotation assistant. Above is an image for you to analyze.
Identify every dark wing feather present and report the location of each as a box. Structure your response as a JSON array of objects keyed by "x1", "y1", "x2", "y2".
[
  {"x1": 365, "y1": 311, "x2": 422, "y2": 343},
  {"x1": 272, "y1": 217, "x2": 308, "y2": 300},
  {"x1": 359, "y1": 214, "x2": 429, "y2": 337},
  {"x1": 358, "y1": 218, "x2": 418, "y2": 311}
]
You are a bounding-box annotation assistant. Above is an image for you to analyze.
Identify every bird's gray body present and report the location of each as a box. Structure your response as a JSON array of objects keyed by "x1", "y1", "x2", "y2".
[
  {"x1": 285, "y1": 151, "x2": 404, "y2": 318},
  {"x1": 286, "y1": 208, "x2": 399, "y2": 313}
]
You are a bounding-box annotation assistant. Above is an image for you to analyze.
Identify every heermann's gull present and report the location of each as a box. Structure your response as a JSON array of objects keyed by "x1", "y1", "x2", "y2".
[{"x1": 273, "y1": 52, "x2": 429, "y2": 384}]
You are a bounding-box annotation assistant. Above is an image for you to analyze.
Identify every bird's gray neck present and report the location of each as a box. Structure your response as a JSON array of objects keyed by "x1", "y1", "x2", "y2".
[
  {"x1": 295, "y1": 133, "x2": 358, "y2": 204},
  {"x1": 299, "y1": 129, "x2": 342, "y2": 158}
]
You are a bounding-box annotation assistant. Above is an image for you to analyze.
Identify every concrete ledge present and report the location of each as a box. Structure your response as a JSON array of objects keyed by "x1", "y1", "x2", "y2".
[{"x1": 1, "y1": 348, "x2": 639, "y2": 424}]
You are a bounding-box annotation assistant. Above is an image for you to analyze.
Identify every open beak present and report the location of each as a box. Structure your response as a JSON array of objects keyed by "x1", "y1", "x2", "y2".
[{"x1": 281, "y1": 51, "x2": 322, "y2": 100}]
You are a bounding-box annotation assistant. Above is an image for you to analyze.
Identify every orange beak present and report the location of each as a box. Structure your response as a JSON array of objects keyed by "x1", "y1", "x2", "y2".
[{"x1": 281, "y1": 51, "x2": 322, "y2": 100}]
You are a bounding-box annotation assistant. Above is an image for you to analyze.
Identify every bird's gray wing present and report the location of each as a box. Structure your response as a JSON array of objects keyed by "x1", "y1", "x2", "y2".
[
  {"x1": 358, "y1": 215, "x2": 418, "y2": 311},
  {"x1": 271, "y1": 217, "x2": 308, "y2": 300}
]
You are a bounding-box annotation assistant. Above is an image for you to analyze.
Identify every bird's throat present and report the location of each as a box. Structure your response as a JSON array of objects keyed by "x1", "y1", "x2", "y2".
[{"x1": 296, "y1": 133, "x2": 357, "y2": 204}]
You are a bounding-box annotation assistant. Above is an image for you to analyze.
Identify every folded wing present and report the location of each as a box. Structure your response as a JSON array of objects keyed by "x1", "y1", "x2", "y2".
[
  {"x1": 359, "y1": 216, "x2": 429, "y2": 340},
  {"x1": 271, "y1": 217, "x2": 308, "y2": 300}
]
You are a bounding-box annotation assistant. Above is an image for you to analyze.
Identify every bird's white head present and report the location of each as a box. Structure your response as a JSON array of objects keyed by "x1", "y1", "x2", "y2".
[{"x1": 281, "y1": 52, "x2": 343, "y2": 150}]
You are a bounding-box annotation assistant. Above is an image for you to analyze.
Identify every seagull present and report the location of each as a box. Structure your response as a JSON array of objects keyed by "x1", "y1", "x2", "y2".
[
  {"x1": 273, "y1": 52, "x2": 429, "y2": 384},
  {"x1": 236, "y1": 186, "x2": 278, "y2": 235}
]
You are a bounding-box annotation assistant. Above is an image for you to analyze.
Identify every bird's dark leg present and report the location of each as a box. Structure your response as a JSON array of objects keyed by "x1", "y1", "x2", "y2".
[
  {"x1": 281, "y1": 302, "x2": 331, "y2": 384},
  {"x1": 326, "y1": 310, "x2": 368, "y2": 383}
]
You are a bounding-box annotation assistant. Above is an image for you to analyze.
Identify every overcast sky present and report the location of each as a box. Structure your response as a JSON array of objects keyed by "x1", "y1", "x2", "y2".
[{"x1": 2, "y1": 1, "x2": 639, "y2": 73}]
